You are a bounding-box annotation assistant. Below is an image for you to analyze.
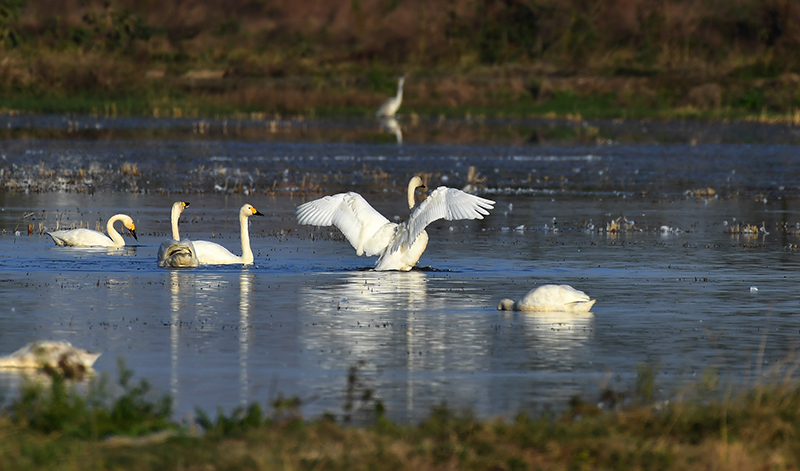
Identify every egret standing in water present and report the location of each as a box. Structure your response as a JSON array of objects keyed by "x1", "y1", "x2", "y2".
[
  {"x1": 376, "y1": 76, "x2": 405, "y2": 118},
  {"x1": 296, "y1": 176, "x2": 494, "y2": 271},
  {"x1": 379, "y1": 116, "x2": 403, "y2": 144}
]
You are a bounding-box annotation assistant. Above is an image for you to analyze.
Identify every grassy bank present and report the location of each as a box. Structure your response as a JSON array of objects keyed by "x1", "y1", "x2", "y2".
[
  {"x1": 3, "y1": 79, "x2": 800, "y2": 126},
  {"x1": 3, "y1": 361, "x2": 800, "y2": 470},
  {"x1": 1, "y1": 1, "x2": 800, "y2": 121}
]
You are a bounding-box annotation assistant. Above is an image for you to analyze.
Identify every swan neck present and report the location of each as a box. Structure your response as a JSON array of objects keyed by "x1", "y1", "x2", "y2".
[
  {"x1": 407, "y1": 181, "x2": 417, "y2": 210},
  {"x1": 239, "y1": 212, "x2": 253, "y2": 263},
  {"x1": 106, "y1": 215, "x2": 125, "y2": 246},
  {"x1": 170, "y1": 205, "x2": 181, "y2": 240}
]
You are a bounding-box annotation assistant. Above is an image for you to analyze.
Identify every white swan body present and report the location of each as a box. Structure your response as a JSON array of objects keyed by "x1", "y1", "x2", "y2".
[
  {"x1": 296, "y1": 176, "x2": 495, "y2": 271},
  {"x1": 376, "y1": 76, "x2": 405, "y2": 118},
  {"x1": 194, "y1": 204, "x2": 264, "y2": 265},
  {"x1": 46, "y1": 214, "x2": 137, "y2": 247},
  {"x1": 157, "y1": 201, "x2": 199, "y2": 268},
  {"x1": 0, "y1": 340, "x2": 101, "y2": 377},
  {"x1": 498, "y1": 285, "x2": 596, "y2": 313}
]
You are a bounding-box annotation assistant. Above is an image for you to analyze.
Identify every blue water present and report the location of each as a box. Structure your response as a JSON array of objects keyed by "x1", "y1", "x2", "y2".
[{"x1": 0, "y1": 115, "x2": 798, "y2": 423}]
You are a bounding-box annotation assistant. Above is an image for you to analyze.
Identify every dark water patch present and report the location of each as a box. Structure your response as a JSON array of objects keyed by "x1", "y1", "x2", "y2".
[
  {"x1": 1, "y1": 135, "x2": 799, "y2": 198},
  {"x1": 2, "y1": 114, "x2": 800, "y2": 145}
]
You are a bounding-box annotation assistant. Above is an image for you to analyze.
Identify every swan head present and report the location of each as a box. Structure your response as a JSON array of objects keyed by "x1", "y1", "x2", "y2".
[
  {"x1": 122, "y1": 216, "x2": 138, "y2": 240},
  {"x1": 497, "y1": 299, "x2": 516, "y2": 311},
  {"x1": 409, "y1": 175, "x2": 425, "y2": 191},
  {"x1": 407, "y1": 176, "x2": 427, "y2": 209},
  {"x1": 171, "y1": 201, "x2": 190, "y2": 219},
  {"x1": 241, "y1": 204, "x2": 265, "y2": 218}
]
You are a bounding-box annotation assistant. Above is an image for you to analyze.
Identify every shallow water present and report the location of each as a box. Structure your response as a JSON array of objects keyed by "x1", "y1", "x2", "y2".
[{"x1": 0, "y1": 116, "x2": 799, "y2": 423}]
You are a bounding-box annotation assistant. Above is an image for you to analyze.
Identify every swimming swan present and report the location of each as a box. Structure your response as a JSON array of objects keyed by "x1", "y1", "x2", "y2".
[
  {"x1": 296, "y1": 176, "x2": 495, "y2": 271},
  {"x1": 193, "y1": 204, "x2": 264, "y2": 265},
  {"x1": 497, "y1": 285, "x2": 596, "y2": 312},
  {"x1": 46, "y1": 214, "x2": 137, "y2": 247},
  {"x1": 376, "y1": 76, "x2": 405, "y2": 118},
  {"x1": 0, "y1": 340, "x2": 101, "y2": 378},
  {"x1": 157, "y1": 201, "x2": 199, "y2": 268}
]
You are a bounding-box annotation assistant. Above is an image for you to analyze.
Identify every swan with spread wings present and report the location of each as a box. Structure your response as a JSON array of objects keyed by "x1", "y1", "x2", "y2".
[{"x1": 296, "y1": 176, "x2": 495, "y2": 271}]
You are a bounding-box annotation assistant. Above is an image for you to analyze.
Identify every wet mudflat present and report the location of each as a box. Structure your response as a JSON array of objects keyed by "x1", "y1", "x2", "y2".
[{"x1": 0, "y1": 115, "x2": 799, "y2": 423}]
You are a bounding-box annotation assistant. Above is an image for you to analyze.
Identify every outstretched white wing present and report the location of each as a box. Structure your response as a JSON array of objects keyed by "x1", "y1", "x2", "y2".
[
  {"x1": 389, "y1": 186, "x2": 495, "y2": 252},
  {"x1": 296, "y1": 192, "x2": 392, "y2": 256}
]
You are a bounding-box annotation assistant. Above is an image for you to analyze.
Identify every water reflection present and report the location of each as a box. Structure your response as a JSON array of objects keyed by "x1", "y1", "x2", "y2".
[
  {"x1": 299, "y1": 270, "x2": 427, "y2": 413},
  {"x1": 238, "y1": 272, "x2": 252, "y2": 407},
  {"x1": 168, "y1": 270, "x2": 253, "y2": 410},
  {"x1": 378, "y1": 117, "x2": 403, "y2": 144},
  {"x1": 513, "y1": 311, "x2": 595, "y2": 365},
  {"x1": 169, "y1": 271, "x2": 186, "y2": 402},
  {"x1": 302, "y1": 270, "x2": 427, "y2": 316}
]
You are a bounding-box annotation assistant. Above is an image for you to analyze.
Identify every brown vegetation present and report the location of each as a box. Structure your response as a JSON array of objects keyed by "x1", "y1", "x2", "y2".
[{"x1": 1, "y1": 0, "x2": 800, "y2": 116}]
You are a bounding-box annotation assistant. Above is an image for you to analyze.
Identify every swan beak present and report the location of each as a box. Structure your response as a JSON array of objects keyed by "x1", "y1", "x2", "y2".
[
  {"x1": 183, "y1": 202, "x2": 190, "y2": 208},
  {"x1": 128, "y1": 223, "x2": 138, "y2": 240},
  {"x1": 252, "y1": 208, "x2": 265, "y2": 217}
]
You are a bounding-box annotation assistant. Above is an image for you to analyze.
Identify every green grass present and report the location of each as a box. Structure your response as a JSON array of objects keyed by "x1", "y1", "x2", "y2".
[
  {"x1": 2, "y1": 361, "x2": 800, "y2": 470},
  {"x1": 2, "y1": 79, "x2": 799, "y2": 125}
]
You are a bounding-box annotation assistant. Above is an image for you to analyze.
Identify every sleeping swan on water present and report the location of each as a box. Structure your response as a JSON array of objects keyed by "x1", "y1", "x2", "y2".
[
  {"x1": 157, "y1": 201, "x2": 199, "y2": 268},
  {"x1": 0, "y1": 340, "x2": 101, "y2": 378},
  {"x1": 46, "y1": 214, "x2": 137, "y2": 247},
  {"x1": 497, "y1": 285, "x2": 596, "y2": 312},
  {"x1": 193, "y1": 204, "x2": 264, "y2": 265},
  {"x1": 296, "y1": 176, "x2": 495, "y2": 271}
]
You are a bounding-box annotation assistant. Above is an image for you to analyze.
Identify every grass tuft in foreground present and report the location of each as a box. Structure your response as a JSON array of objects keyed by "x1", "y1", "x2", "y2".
[
  {"x1": 3, "y1": 361, "x2": 800, "y2": 470},
  {"x1": 10, "y1": 358, "x2": 173, "y2": 440}
]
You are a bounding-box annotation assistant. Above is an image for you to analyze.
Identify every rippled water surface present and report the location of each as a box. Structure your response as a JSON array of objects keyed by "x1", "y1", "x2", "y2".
[{"x1": 0, "y1": 115, "x2": 799, "y2": 422}]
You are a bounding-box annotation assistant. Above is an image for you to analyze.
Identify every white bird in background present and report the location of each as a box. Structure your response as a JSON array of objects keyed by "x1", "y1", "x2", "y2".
[
  {"x1": 0, "y1": 340, "x2": 101, "y2": 378},
  {"x1": 379, "y1": 116, "x2": 403, "y2": 144},
  {"x1": 157, "y1": 201, "x2": 199, "y2": 268},
  {"x1": 497, "y1": 285, "x2": 596, "y2": 313},
  {"x1": 296, "y1": 176, "x2": 495, "y2": 271},
  {"x1": 193, "y1": 204, "x2": 264, "y2": 265},
  {"x1": 46, "y1": 214, "x2": 137, "y2": 247},
  {"x1": 376, "y1": 76, "x2": 405, "y2": 118}
]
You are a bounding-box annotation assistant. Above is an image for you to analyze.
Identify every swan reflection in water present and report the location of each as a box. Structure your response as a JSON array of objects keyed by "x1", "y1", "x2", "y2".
[
  {"x1": 503, "y1": 309, "x2": 595, "y2": 364},
  {"x1": 300, "y1": 270, "x2": 435, "y2": 413},
  {"x1": 299, "y1": 270, "x2": 494, "y2": 417},
  {"x1": 168, "y1": 270, "x2": 253, "y2": 410},
  {"x1": 301, "y1": 270, "x2": 427, "y2": 316},
  {"x1": 378, "y1": 117, "x2": 403, "y2": 144}
]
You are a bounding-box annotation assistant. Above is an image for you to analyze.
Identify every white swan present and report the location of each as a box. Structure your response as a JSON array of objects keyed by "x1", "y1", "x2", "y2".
[
  {"x1": 193, "y1": 204, "x2": 264, "y2": 265},
  {"x1": 296, "y1": 176, "x2": 495, "y2": 271},
  {"x1": 46, "y1": 214, "x2": 137, "y2": 247},
  {"x1": 0, "y1": 340, "x2": 101, "y2": 378},
  {"x1": 498, "y1": 285, "x2": 596, "y2": 313},
  {"x1": 157, "y1": 201, "x2": 199, "y2": 268},
  {"x1": 376, "y1": 76, "x2": 405, "y2": 118}
]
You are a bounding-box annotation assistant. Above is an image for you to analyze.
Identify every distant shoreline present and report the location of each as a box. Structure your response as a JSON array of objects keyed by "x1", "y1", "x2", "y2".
[{"x1": 2, "y1": 73, "x2": 800, "y2": 125}]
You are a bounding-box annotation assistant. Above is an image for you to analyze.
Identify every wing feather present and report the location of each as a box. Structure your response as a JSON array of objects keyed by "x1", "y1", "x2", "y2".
[
  {"x1": 296, "y1": 192, "x2": 391, "y2": 255},
  {"x1": 390, "y1": 187, "x2": 494, "y2": 252}
]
